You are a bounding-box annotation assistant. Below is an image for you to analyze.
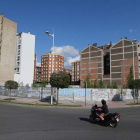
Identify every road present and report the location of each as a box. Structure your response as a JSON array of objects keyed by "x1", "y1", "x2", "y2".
[{"x1": 0, "y1": 103, "x2": 140, "y2": 140}]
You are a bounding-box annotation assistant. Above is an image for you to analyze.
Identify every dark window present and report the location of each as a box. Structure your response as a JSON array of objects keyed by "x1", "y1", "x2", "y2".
[
  {"x1": 106, "y1": 47, "x2": 109, "y2": 49},
  {"x1": 106, "y1": 52, "x2": 110, "y2": 55},
  {"x1": 106, "y1": 58, "x2": 110, "y2": 60},
  {"x1": 139, "y1": 53, "x2": 140, "y2": 56},
  {"x1": 107, "y1": 63, "x2": 110, "y2": 66}
]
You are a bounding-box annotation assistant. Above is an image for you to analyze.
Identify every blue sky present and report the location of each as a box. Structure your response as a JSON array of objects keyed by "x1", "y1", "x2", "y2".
[{"x1": 1, "y1": 0, "x2": 140, "y2": 69}]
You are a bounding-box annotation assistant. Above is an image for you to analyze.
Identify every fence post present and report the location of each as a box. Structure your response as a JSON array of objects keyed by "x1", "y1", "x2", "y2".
[
  {"x1": 51, "y1": 87, "x2": 53, "y2": 104},
  {"x1": 85, "y1": 81, "x2": 87, "y2": 106},
  {"x1": 73, "y1": 88, "x2": 74, "y2": 103},
  {"x1": 134, "y1": 86, "x2": 136, "y2": 103}
]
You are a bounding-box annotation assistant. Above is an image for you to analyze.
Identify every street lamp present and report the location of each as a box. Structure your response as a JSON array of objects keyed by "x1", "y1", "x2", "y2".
[
  {"x1": 45, "y1": 31, "x2": 55, "y2": 73},
  {"x1": 45, "y1": 30, "x2": 55, "y2": 105}
]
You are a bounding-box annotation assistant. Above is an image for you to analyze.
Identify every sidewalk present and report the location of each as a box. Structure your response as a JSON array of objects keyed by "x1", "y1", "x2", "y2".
[{"x1": 0, "y1": 95, "x2": 137, "y2": 108}]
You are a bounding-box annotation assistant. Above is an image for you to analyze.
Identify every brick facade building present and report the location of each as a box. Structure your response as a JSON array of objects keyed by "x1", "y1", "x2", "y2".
[
  {"x1": 41, "y1": 53, "x2": 64, "y2": 83},
  {"x1": 71, "y1": 61, "x2": 80, "y2": 83},
  {"x1": 80, "y1": 38, "x2": 139, "y2": 87}
]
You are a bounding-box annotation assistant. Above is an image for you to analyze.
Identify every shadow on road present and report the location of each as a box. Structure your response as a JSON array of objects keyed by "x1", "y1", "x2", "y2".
[{"x1": 79, "y1": 117, "x2": 109, "y2": 127}]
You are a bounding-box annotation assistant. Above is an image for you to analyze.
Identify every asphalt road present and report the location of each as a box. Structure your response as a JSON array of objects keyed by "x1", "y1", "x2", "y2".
[{"x1": 0, "y1": 103, "x2": 140, "y2": 140}]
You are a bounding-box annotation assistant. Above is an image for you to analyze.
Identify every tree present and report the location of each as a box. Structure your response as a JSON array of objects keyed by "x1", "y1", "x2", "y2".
[
  {"x1": 32, "y1": 82, "x2": 37, "y2": 87},
  {"x1": 97, "y1": 79, "x2": 105, "y2": 88},
  {"x1": 50, "y1": 72, "x2": 70, "y2": 104},
  {"x1": 93, "y1": 79, "x2": 98, "y2": 88},
  {"x1": 112, "y1": 83, "x2": 118, "y2": 89},
  {"x1": 41, "y1": 78, "x2": 46, "y2": 87},
  {"x1": 107, "y1": 83, "x2": 112, "y2": 88},
  {"x1": 83, "y1": 73, "x2": 93, "y2": 88},
  {"x1": 4, "y1": 80, "x2": 18, "y2": 102},
  {"x1": 127, "y1": 65, "x2": 134, "y2": 89},
  {"x1": 25, "y1": 84, "x2": 29, "y2": 88}
]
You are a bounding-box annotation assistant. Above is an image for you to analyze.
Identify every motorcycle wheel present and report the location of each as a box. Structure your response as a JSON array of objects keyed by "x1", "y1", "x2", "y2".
[
  {"x1": 110, "y1": 123, "x2": 117, "y2": 128},
  {"x1": 90, "y1": 115, "x2": 96, "y2": 123}
]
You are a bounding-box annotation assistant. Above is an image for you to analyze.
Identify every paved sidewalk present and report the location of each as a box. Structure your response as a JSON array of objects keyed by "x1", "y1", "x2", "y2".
[{"x1": 0, "y1": 95, "x2": 138, "y2": 108}]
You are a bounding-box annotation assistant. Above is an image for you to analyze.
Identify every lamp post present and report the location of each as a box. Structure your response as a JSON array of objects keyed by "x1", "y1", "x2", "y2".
[
  {"x1": 45, "y1": 30, "x2": 54, "y2": 105},
  {"x1": 132, "y1": 40, "x2": 137, "y2": 103},
  {"x1": 45, "y1": 31, "x2": 54, "y2": 73}
]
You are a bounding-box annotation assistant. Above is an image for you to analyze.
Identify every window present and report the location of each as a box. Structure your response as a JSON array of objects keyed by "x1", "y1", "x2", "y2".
[
  {"x1": 139, "y1": 53, "x2": 140, "y2": 56},
  {"x1": 49, "y1": 62, "x2": 51, "y2": 64},
  {"x1": 106, "y1": 58, "x2": 110, "y2": 60},
  {"x1": 49, "y1": 58, "x2": 51, "y2": 60},
  {"x1": 56, "y1": 62, "x2": 58, "y2": 64},
  {"x1": 106, "y1": 52, "x2": 110, "y2": 55},
  {"x1": 107, "y1": 63, "x2": 110, "y2": 66},
  {"x1": 56, "y1": 65, "x2": 57, "y2": 67},
  {"x1": 56, "y1": 59, "x2": 58, "y2": 61},
  {"x1": 106, "y1": 47, "x2": 109, "y2": 49},
  {"x1": 49, "y1": 65, "x2": 51, "y2": 67}
]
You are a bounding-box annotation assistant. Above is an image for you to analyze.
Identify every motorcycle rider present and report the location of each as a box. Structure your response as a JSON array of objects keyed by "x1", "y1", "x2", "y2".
[{"x1": 95, "y1": 99, "x2": 109, "y2": 121}]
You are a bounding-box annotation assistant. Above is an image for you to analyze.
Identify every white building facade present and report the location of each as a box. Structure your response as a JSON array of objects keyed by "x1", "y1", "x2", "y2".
[{"x1": 14, "y1": 32, "x2": 35, "y2": 86}]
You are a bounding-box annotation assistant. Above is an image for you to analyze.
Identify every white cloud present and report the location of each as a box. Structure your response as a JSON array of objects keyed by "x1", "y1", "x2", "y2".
[
  {"x1": 36, "y1": 62, "x2": 41, "y2": 67},
  {"x1": 51, "y1": 45, "x2": 79, "y2": 57},
  {"x1": 64, "y1": 55, "x2": 80, "y2": 67},
  {"x1": 51, "y1": 45, "x2": 80, "y2": 68},
  {"x1": 129, "y1": 29, "x2": 133, "y2": 32}
]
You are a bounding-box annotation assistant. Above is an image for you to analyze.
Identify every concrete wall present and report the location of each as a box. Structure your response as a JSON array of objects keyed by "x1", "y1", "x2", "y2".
[
  {"x1": 0, "y1": 15, "x2": 17, "y2": 85},
  {"x1": 14, "y1": 32, "x2": 35, "y2": 86}
]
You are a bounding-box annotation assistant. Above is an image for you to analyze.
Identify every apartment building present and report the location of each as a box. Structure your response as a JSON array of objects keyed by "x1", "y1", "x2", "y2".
[
  {"x1": 80, "y1": 38, "x2": 139, "y2": 87},
  {"x1": 34, "y1": 66, "x2": 41, "y2": 83},
  {"x1": 110, "y1": 38, "x2": 139, "y2": 86},
  {"x1": 14, "y1": 32, "x2": 35, "y2": 86},
  {"x1": 34, "y1": 53, "x2": 37, "y2": 81},
  {"x1": 64, "y1": 68, "x2": 71, "y2": 74},
  {"x1": 80, "y1": 43, "x2": 103, "y2": 86},
  {"x1": 0, "y1": 13, "x2": 17, "y2": 85},
  {"x1": 71, "y1": 61, "x2": 80, "y2": 83},
  {"x1": 41, "y1": 53, "x2": 64, "y2": 82}
]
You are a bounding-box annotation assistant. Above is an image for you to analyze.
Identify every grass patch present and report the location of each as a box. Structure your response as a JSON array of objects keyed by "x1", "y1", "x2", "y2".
[
  {"x1": 126, "y1": 103, "x2": 140, "y2": 105},
  {"x1": 0, "y1": 100, "x2": 82, "y2": 107}
]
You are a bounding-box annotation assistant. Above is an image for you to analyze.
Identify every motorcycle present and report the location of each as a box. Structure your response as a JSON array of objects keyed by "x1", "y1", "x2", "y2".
[{"x1": 89, "y1": 104, "x2": 120, "y2": 128}]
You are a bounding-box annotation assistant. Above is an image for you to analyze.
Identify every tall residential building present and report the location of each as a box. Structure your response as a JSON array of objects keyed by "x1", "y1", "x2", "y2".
[
  {"x1": 80, "y1": 38, "x2": 139, "y2": 87},
  {"x1": 34, "y1": 53, "x2": 37, "y2": 81},
  {"x1": 41, "y1": 53, "x2": 64, "y2": 83},
  {"x1": 14, "y1": 32, "x2": 35, "y2": 86},
  {"x1": 71, "y1": 61, "x2": 80, "y2": 82},
  {"x1": 0, "y1": 13, "x2": 17, "y2": 85},
  {"x1": 34, "y1": 66, "x2": 41, "y2": 83}
]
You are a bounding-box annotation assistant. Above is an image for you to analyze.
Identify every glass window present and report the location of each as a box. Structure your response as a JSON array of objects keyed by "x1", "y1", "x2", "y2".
[{"x1": 106, "y1": 47, "x2": 109, "y2": 49}]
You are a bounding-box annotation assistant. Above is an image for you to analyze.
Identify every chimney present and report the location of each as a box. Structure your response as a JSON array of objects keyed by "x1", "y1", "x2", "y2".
[
  {"x1": 121, "y1": 37, "x2": 122, "y2": 39},
  {"x1": 110, "y1": 41, "x2": 112, "y2": 46},
  {"x1": 125, "y1": 37, "x2": 127, "y2": 39},
  {"x1": 93, "y1": 43, "x2": 97, "y2": 47}
]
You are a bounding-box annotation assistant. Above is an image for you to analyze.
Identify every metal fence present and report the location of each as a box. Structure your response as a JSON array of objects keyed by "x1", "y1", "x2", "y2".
[
  {"x1": 0, "y1": 86, "x2": 140, "y2": 102},
  {"x1": 59, "y1": 88, "x2": 140, "y2": 101},
  {"x1": 0, "y1": 86, "x2": 57, "y2": 99}
]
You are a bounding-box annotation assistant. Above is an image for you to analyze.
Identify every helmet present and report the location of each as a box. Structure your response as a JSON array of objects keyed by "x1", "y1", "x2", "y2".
[{"x1": 101, "y1": 99, "x2": 106, "y2": 105}]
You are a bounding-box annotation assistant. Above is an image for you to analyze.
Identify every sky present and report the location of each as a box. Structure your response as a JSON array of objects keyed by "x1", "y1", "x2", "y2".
[{"x1": 1, "y1": 0, "x2": 140, "y2": 69}]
